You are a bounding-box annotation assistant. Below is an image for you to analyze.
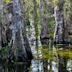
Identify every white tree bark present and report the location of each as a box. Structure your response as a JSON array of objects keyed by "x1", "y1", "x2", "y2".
[
  {"x1": 53, "y1": 0, "x2": 68, "y2": 44},
  {"x1": 9, "y1": 0, "x2": 27, "y2": 58},
  {"x1": 54, "y1": 1, "x2": 68, "y2": 72},
  {"x1": 54, "y1": 6, "x2": 63, "y2": 43}
]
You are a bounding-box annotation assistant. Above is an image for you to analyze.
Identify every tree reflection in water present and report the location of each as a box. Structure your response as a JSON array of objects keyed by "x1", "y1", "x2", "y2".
[{"x1": 0, "y1": 61, "x2": 31, "y2": 72}]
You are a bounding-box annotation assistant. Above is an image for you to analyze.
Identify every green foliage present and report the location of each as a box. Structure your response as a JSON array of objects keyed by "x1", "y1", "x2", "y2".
[
  {"x1": 64, "y1": 0, "x2": 71, "y2": 19},
  {"x1": 0, "y1": 46, "x2": 9, "y2": 59},
  {"x1": 0, "y1": 15, "x2": 3, "y2": 23},
  {"x1": 34, "y1": 45, "x2": 72, "y2": 61},
  {"x1": 4, "y1": 0, "x2": 12, "y2": 4},
  {"x1": 47, "y1": 17, "x2": 55, "y2": 37},
  {"x1": 1, "y1": 0, "x2": 72, "y2": 65}
]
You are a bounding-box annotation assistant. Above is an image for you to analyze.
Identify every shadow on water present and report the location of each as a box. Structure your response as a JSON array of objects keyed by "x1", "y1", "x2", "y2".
[{"x1": 0, "y1": 61, "x2": 31, "y2": 72}]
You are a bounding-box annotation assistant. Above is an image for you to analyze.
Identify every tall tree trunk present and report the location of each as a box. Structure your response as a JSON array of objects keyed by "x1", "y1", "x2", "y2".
[
  {"x1": 54, "y1": 0, "x2": 68, "y2": 72},
  {"x1": 0, "y1": 0, "x2": 3, "y2": 60},
  {"x1": 33, "y1": 0, "x2": 39, "y2": 71},
  {"x1": 20, "y1": 0, "x2": 33, "y2": 60},
  {"x1": 0, "y1": 0, "x2": 3, "y2": 50},
  {"x1": 0, "y1": 23, "x2": 2, "y2": 50},
  {"x1": 67, "y1": 0, "x2": 72, "y2": 43},
  {"x1": 17, "y1": 1, "x2": 33, "y2": 70},
  {"x1": 9, "y1": 0, "x2": 27, "y2": 60},
  {"x1": 39, "y1": 0, "x2": 49, "y2": 72}
]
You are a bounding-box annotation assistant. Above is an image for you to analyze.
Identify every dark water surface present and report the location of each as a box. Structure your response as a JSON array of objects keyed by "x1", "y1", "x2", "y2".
[{"x1": 0, "y1": 61, "x2": 31, "y2": 72}]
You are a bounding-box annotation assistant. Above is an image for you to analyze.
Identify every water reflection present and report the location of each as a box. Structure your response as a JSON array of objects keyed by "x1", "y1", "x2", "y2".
[
  {"x1": 0, "y1": 61, "x2": 31, "y2": 72},
  {"x1": 0, "y1": 59, "x2": 72, "y2": 72}
]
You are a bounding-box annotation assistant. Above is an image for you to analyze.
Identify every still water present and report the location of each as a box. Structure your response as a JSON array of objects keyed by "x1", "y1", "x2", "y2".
[
  {"x1": 0, "y1": 61, "x2": 31, "y2": 72},
  {"x1": 0, "y1": 60, "x2": 56, "y2": 72},
  {"x1": 0, "y1": 59, "x2": 72, "y2": 72}
]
